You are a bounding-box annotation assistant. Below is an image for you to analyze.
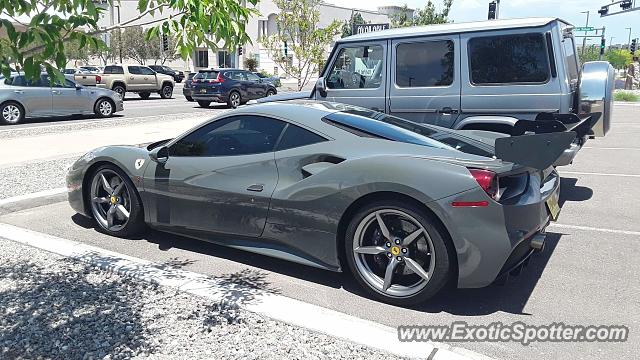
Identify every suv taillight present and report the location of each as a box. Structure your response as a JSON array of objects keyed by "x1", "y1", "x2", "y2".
[
  {"x1": 469, "y1": 169, "x2": 500, "y2": 200},
  {"x1": 95, "y1": 75, "x2": 101, "y2": 84},
  {"x1": 207, "y1": 73, "x2": 224, "y2": 83}
]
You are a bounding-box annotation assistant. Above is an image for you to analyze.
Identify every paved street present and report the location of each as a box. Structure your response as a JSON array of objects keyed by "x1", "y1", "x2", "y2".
[{"x1": 0, "y1": 103, "x2": 638, "y2": 360}]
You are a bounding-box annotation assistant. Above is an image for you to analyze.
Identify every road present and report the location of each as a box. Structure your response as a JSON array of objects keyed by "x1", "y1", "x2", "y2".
[{"x1": 1, "y1": 102, "x2": 638, "y2": 360}]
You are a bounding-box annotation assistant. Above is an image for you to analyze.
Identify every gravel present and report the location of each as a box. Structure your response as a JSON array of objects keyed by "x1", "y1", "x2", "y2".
[
  {"x1": 0, "y1": 156, "x2": 77, "y2": 199},
  {"x1": 0, "y1": 239, "x2": 404, "y2": 360}
]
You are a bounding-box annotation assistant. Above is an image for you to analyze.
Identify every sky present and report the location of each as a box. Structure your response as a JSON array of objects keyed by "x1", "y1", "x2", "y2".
[{"x1": 326, "y1": 0, "x2": 639, "y2": 46}]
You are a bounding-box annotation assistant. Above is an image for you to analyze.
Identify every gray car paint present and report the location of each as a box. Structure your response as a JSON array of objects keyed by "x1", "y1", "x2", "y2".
[
  {"x1": 0, "y1": 73, "x2": 123, "y2": 119},
  {"x1": 67, "y1": 101, "x2": 558, "y2": 288}
]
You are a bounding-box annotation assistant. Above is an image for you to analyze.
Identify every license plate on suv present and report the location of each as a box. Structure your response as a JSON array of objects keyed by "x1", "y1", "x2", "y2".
[{"x1": 546, "y1": 191, "x2": 561, "y2": 221}]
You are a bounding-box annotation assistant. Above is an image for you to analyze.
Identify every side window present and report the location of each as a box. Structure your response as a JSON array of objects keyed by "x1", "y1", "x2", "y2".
[
  {"x1": 276, "y1": 124, "x2": 327, "y2": 151},
  {"x1": 468, "y1": 33, "x2": 550, "y2": 84},
  {"x1": 326, "y1": 45, "x2": 384, "y2": 89},
  {"x1": 245, "y1": 72, "x2": 260, "y2": 82},
  {"x1": 104, "y1": 66, "x2": 124, "y2": 74},
  {"x1": 140, "y1": 67, "x2": 155, "y2": 75},
  {"x1": 170, "y1": 115, "x2": 287, "y2": 157},
  {"x1": 229, "y1": 71, "x2": 246, "y2": 81},
  {"x1": 395, "y1": 40, "x2": 454, "y2": 87},
  {"x1": 128, "y1": 66, "x2": 141, "y2": 75}
]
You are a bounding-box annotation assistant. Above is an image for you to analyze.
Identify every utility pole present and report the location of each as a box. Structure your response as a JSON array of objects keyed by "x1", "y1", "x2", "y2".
[
  {"x1": 626, "y1": 27, "x2": 632, "y2": 50},
  {"x1": 114, "y1": 4, "x2": 122, "y2": 64},
  {"x1": 581, "y1": 11, "x2": 589, "y2": 56},
  {"x1": 609, "y1": 36, "x2": 615, "y2": 51}
]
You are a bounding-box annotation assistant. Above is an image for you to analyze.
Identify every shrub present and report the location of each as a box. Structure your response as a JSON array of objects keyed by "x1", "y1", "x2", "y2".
[{"x1": 614, "y1": 91, "x2": 640, "y2": 102}]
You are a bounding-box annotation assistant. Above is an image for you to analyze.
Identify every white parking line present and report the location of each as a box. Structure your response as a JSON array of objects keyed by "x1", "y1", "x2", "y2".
[
  {"x1": 0, "y1": 223, "x2": 489, "y2": 360},
  {"x1": 560, "y1": 171, "x2": 640, "y2": 178},
  {"x1": 550, "y1": 223, "x2": 640, "y2": 236},
  {"x1": 582, "y1": 146, "x2": 640, "y2": 150},
  {"x1": 0, "y1": 187, "x2": 67, "y2": 205}
]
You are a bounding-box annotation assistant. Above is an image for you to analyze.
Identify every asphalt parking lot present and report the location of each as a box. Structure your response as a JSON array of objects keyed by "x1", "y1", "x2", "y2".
[{"x1": 1, "y1": 103, "x2": 638, "y2": 360}]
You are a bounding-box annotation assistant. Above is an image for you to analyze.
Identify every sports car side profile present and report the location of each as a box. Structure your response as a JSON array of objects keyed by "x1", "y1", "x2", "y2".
[{"x1": 67, "y1": 100, "x2": 570, "y2": 305}]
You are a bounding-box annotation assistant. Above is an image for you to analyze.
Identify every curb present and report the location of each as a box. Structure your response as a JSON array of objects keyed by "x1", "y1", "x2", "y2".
[
  {"x1": 0, "y1": 223, "x2": 492, "y2": 360},
  {"x1": 0, "y1": 188, "x2": 67, "y2": 215}
]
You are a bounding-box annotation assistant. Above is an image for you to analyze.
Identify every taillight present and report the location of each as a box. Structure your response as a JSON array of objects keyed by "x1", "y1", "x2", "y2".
[
  {"x1": 95, "y1": 75, "x2": 101, "y2": 83},
  {"x1": 207, "y1": 73, "x2": 224, "y2": 83},
  {"x1": 469, "y1": 169, "x2": 500, "y2": 201}
]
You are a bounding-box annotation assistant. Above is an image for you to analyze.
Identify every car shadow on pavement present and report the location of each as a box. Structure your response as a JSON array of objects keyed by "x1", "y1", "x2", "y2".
[
  {"x1": 7, "y1": 114, "x2": 124, "y2": 125},
  {"x1": 559, "y1": 177, "x2": 593, "y2": 207}
]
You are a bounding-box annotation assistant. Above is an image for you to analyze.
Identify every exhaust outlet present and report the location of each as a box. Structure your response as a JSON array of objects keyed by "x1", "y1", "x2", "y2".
[{"x1": 530, "y1": 233, "x2": 546, "y2": 253}]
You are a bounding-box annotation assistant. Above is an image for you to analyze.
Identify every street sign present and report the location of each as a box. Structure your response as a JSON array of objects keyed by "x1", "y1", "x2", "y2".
[
  {"x1": 353, "y1": 23, "x2": 389, "y2": 35},
  {"x1": 575, "y1": 26, "x2": 595, "y2": 32}
]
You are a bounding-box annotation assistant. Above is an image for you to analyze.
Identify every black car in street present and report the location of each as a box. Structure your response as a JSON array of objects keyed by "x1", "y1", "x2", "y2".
[
  {"x1": 183, "y1": 72, "x2": 196, "y2": 101},
  {"x1": 148, "y1": 65, "x2": 185, "y2": 83},
  {"x1": 191, "y1": 68, "x2": 277, "y2": 108}
]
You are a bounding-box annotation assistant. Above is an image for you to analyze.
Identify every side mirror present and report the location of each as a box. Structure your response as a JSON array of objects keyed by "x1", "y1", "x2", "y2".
[
  {"x1": 75, "y1": 83, "x2": 82, "y2": 90},
  {"x1": 315, "y1": 77, "x2": 327, "y2": 98},
  {"x1": 149, "y1": 146, "x2": 169, "y2": 164}
]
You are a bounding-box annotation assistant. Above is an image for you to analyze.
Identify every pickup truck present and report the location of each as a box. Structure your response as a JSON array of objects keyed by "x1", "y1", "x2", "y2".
[{"x1": 75, "y1": 64, "x2": 175, "y2": 99}]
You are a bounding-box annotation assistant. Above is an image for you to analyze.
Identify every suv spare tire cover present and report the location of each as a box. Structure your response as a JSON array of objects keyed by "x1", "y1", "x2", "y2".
[{"x1": 578, "y1": 61, "x2": 614, "y2": 137}]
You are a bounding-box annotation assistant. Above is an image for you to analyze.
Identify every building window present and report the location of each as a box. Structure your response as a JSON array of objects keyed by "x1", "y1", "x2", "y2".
[
  {"x1": 196, "y1": 50, "x2": 209, "y2": 68},
  {"x1": 395, "y1": 40, "x2": 454, "y2": 87},
  {"x1": 217, "y1": 51, "x2": 235, "y2": 68},
  {"x1": 468, "y1": 34, "x2": 550, "y2": 84}
]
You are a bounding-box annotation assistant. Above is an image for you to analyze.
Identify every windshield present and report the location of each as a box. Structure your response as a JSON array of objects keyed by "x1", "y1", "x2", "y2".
[{"x1": 194, "y1": 71, "x2": 219, "y2": 80}]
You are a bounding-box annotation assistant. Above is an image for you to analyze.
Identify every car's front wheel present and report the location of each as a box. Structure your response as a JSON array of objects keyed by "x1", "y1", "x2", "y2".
[
  {"x1": 94, "y1": 98, "x2": 115, "y2": 118},
  {"x1": 89, "y1": 165, "x2": 146, "y2": 237},
  {"x1": 0, "y1": 101, "x2": 24, "y2": 125},
  {"x1": 344, "y1": 200, "x2": 453, "y2": 306},
  {"x1": 160, "y1": 84, "x2": 173, "y2": 99}
]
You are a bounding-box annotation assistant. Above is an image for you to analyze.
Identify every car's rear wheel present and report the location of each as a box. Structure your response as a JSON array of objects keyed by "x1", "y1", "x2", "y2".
[
  {"x1": 227, "y1": 91, "x2": 241, "y2": 108},
  {"x1": 94, "y1": 98, "x2": 115, "y2": 118},
  {"x1": 185, "y1": 96, "x2": 194, "y2": 102},
  {"x1": 197, "y1": 100, "x2": 211, "y2": 108},
  {"x1": 160, "y1": 84, "x2": 173, "y2": 99},
  {"x1": 139, "y1": 92, "x2": 151, "y2": 100},
  {"x1": 0, "y1": 101, "x2": 24, "y2": 125},
  {"x1": 344, "y1": 200, "x2": 453, "y2": 306},
  {"x1": 112, "y1": 85, "x2": 126, "y2": 99},
  {"x1": 89, "y1": 165, "x2": 146, "y2": 237}
]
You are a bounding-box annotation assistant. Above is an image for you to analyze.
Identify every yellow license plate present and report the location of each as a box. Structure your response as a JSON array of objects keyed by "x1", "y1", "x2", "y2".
[{"x1": 546, "y1": 191, "x2": 561, "y2": 221}]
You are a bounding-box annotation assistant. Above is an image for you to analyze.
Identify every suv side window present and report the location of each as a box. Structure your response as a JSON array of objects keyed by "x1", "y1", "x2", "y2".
[
  {"x1": 140, "y1": 67, "x2": 155, "y2": 75},
  {"x1": 245, "y1": 72, "x2": 260, "y2": 82},
  {"x1": 104, "y1": 66, "x2": 124, "y2": 74},
  {"x1": 275, "y1": 124, "x2": 327, "y2": 151},
  {"x1": 395, "y1": 40, "x2": 454, "y2": 87},
  {"x1": 170, "y1": 115, "x2": 287, "y2": 156},
  {"x1": 326, "y1": 45, "x2": 384, "y2": 89},
  {"x1": 468, "y1": 33, "x2": 550, "y2": 84}
]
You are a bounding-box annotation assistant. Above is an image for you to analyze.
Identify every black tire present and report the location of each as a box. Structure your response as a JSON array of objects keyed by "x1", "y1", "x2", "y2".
[
  {"x1": 94, "y1": 98, "x2": 115, "y2": 118},
  {"x1": 88, "y1": 164, "x2": 147, "y2": 238},
  {"x1": 139, "y1": 92, "x2": 151, "y2": 100},
  {"x1": 0, "y1": 101, "x2": 25, "y2": 125},
  {"x1": 344, "y1": 200, "x2": 454, "y2": 306},
  {"x1": 185, "y1": 96, "x2": 194, "y2": 102},
  {"x1": 227, "y1": 91, "x2": 241, "y2": 108},
  {"x1": 112, "y1": 84, "x2": 126, "y2": 99},
  {"x1": 160, "y1": 84, "x2": 173, "y2": 99},
  {"x1": 266, "y1": 89, "x2": 276, "y2": 97},
  {"x1": 197, "y1": 100, "x2": 211, "y2": 108}
]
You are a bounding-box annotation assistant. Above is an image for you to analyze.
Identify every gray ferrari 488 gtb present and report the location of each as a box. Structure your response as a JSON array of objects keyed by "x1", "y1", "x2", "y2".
[{"x1": 67, "y1": 100, "x2": 574, "y2": 305}]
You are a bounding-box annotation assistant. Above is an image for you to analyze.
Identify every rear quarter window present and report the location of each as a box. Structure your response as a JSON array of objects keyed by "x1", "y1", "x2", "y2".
[{"x1": 468, "y1": 33, "x2": 550, "y2": 84}]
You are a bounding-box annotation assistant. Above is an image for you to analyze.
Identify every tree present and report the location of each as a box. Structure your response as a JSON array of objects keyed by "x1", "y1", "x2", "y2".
[
  {"x1": 606, "y1": 49, "x2": 633, "y2": 70},
  {"x1": 260, "y1": 0, "x2": 341, "y2": 91},
  {"x1": 121, "y1": 27, "x2": 153, "y2": 65},
  {"x1": 341, "y1": 12, "x2": 368, "y2": 38},
  {"x1": 391, "y1": 1, "x2": 453, "y2": 28},
  {"x1": 244, "y1": 56, "x2": 258, "y2": 72},
  {"x1": 579, "y1": 45, "x2": 601, "y2": 63},
  {"x1": 150, "y1": 35, "x2": 179, "y2": 65},
  {"x1": 0, "y1": 0, "x2": 257, "y2": 81}
]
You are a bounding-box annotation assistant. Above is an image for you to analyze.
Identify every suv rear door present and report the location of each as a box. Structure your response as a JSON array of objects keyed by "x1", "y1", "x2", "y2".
[
  {"x1": 316, "y1": 41, "x2": 387, "y2": 112},
  {"x1": 389, "y1": 35, "x2": 461, "y2": 127}
]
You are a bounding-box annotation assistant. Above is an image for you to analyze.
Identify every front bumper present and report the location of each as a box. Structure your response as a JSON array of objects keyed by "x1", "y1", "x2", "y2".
[{"x1": 114, "y1": 98, "x2": 124, "y2": 112}]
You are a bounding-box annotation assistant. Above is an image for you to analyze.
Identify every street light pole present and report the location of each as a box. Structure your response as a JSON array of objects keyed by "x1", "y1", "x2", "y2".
[
  {"x1": 581, "y1": 11, "x2": 589, "y2": 56},
  {"x1": 626, "y1": 27, "x2": 632, "y2": 50},
  {"x1": 114, "y1": 4, "x2": 122, "y2": 64},
  {"x1": 609, "y1": 36, "x2": 615, "y2": 51}
]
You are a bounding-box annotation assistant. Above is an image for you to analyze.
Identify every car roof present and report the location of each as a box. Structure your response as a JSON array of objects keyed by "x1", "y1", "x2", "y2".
[{"x1": 339, "y1": 17, "x2": 569, "y2": 43}]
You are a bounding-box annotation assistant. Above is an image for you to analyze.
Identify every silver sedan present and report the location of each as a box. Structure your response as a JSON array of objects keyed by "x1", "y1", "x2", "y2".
[{"x1": 0, "y1": 73, "x2": 123, "y2": 125}]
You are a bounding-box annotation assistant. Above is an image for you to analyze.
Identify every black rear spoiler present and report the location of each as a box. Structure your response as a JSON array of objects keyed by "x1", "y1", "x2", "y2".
[{"x1": 497, "y1": 113, "x2": 594, "y2": 170}]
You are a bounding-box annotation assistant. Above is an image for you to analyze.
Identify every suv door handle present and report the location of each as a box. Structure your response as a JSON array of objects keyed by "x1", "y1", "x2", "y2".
[
  {"x1": 13, "y1": 90, "x2": 24, "y2": 94},
  {"x1": 246, "y1": 184, "x2": 264, "y2": 192},
  {"x1": 438, "y1": 107, "x2": 459, "y2": 115}
]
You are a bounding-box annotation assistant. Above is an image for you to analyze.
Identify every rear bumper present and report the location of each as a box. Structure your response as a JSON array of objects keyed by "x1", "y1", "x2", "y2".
[
  {"x1": 192, "y1": 92, "x2": 227, "y2": 103},
  {"x1": 554, "y1": 142, "x2": 581, "y2": 166}
]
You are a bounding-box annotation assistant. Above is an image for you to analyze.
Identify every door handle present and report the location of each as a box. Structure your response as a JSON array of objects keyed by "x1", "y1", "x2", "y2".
[
  {"x1": 130, "y1": 77, "x2": 134, "y2": 80},
  {"x1": 438, "y1": 107, "x2": 459, "y2": 115},
  {"x1": 13, "y1": 90, "x2": 24, "y2": 94},
  {"x1": 51, "y1": 90, "x2": 61, "y2": 95},
  {"x1": 246, "y1": 184, "x2": 264, "y2": 192}
]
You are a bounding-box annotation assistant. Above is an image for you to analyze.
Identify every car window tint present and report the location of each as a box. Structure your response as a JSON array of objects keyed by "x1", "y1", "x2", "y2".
[
  {"x1": 229, "y1": 71, "x2": 246, "y2": 81},
  {"x1": 140, "y1": 67, "x2": 155, "y2": 75},
  {"x1": 469, "y1": 33, "x2": 550, "y2": 84},
  {"x1": 170, "y1": 115, "x2": 287, "y2": 156},
  {"x1": 326, "y1": 45, "x2": 384, "y2": 89},
  {"x1": 104, "y1": 66, "x2": 124, "y2": 74},
  {"x1": 245, "y1": 72, "x2": 260, "y2": 82},
  {"x1": 395, "y1": 40, "x2": 454, "y2": 87},
  {"x1": 194, "y1": 71, "x2": 218, "y2": 80},
  {"x1": 276, "y1": 124, "x2": 327, "y2": 151},
  {"x1": 128, "y1": 66, "x2": 141, "y2": 75}
]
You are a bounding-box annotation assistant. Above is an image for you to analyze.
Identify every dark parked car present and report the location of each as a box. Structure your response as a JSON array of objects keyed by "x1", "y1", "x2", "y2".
[
  {"x1": 192, "y1": 69, "x2": 277, "y2": 108},
  {"x1": 183, "y1": 72, "x2": 196, "y2": 101},
  {"x1": 148, "y1": 65, "x2": 185, "y2": 83},
  {"x1": 253, "y1": 72, "x2": 281, "y2": 87}
]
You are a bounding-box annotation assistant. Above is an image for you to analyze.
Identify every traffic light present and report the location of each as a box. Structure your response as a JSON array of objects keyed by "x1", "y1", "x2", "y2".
[
  {"x1": 598, "y1": 6, "x2": 608, "y2": 16},
  {"x1": 620, "y1": 0, "x2": 632, "y2": 10},
  {"x1": 631, "y1": 39, "x2": 637, "y2": 54},
  {"x1": 162, "y1": 34, "x2": 168, "y2": 52},
  {"x1": 600, "y1": 37, "x2": 606, "y2": 55},
  {"x1": 283, "y1": 41, "x2": 288, "y2": 57},
  {"x1": 487, "y1": 1, "x2": 497, "y2": 20},
  {"x1": 238, "y1": 46, "x2": 243, "y2": 56}
]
